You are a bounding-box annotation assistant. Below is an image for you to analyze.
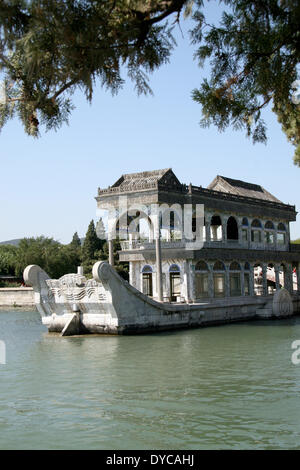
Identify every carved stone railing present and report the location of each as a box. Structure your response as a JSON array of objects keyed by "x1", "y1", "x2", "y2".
[
  {"x1": 98, "y1": 181, "x2": 159, "y2": 195},
  {"x1": 120, "y1": 239, "x2": 191, "y2": 251},
  {"x1": 97, "y1": 181, "x2": 295, "y2": 213}
]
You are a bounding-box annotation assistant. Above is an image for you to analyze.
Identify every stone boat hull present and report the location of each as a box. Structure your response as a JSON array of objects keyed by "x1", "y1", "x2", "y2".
[{"x1": 24, "y1": 262, "x2": 298, "y2": 336}]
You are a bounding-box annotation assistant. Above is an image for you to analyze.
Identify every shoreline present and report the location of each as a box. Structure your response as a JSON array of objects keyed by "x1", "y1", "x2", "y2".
[{"x1": 0, "y1": 287, "x2": 35, "y2": 308}]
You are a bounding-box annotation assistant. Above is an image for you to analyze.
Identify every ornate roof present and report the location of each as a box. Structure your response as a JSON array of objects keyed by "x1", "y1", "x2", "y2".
[
  {"x1": 207, "y1": 175, "x2": 282, "y2": 203},
  {"x1": 97, "y1": 169, "x2": 295, "y2": 215},
  {"x1": 108, "y1": 168, "x2": 182, "y2": 191}
]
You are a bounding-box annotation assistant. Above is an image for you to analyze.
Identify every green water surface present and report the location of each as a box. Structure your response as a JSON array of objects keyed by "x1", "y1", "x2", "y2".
[{"x1": 0, "y1": 309, "x2": 300, "y2": 450}]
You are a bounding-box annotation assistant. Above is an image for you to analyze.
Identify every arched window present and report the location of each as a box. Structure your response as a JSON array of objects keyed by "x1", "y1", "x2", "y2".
[
  {"x1": 195, "y1": 261, "x2": 209, "y2": 298},
  {"x1": 278, "y1": 222, "x2": 286, "y2": 231},
  {"x1": 169, "y1": 264, "x2": 180, "y2": 273},
  {"x1": 210, "y1": 215, "x2": 222, "y2": 241},
  {"x1": 160, "y1": 208, "x2": 182, "y2": 241},
  {"x1": 192, "y1": 215, "x2": 206, "y2": 241},
  {"x1": 227, "y1": 216, "x2": 239, "y2": 240},
  {"x1": 169, "y1": 264, "x2": 181, "y2": 301},
  {"x1": 264, "y1": 221, "x2": 275, "y2": 244},
  {"x1": 195, "y1": 260, "x2": 208, "y2": 271},
  {"x1": 251, "y1": 219, "x2": 262, "y2": 243},
  {"x1": 229, "y1": 261, "x2": 241, "y2": 271},
  {"x1": 142, "y1": 265, "x2": 153, "y2": 296},
  {"x1": 277, "y1": 223, "x2": 286, "y2": 245},
  {"x1": 251, "y1": 219, "x2": 262, "y2": 227},
  {"x1": 229, "y1": 262, "x2": 241, "y2": 296},
  {"x1": 213, "y1": 261, "x2": 225, "y2": 271},
  {"x1": 118, "y1": 210, "x2": 154, "y2": 245},
  {"x1": 242, "y1": 217, "x2": 249, "y2": 226},
  {"x1": 213, "y1": 261, "x2": 225, "y2": 297},
  {"x1": 142, "y1": 265, "x2": 152, "y2": 273}
]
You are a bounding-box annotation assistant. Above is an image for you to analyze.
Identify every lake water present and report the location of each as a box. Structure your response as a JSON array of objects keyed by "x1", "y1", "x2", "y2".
[{"x1": 0, "y1": 309, "x2": 300, "y2": 449}]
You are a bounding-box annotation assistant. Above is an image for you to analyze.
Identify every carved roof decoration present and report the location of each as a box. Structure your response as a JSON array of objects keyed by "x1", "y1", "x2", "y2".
[
  {"x1": 207, "y1": 175, "x2": 282, "y2": 203},
  {"x1": 97, "y1": 168, "x2": 295, "y2": 214},
  {"x1": 104, "y1": 168, "x2": 183, "y2": 192}
]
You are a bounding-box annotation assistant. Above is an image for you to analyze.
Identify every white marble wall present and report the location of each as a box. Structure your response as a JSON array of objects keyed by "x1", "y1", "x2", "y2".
[{"x1": 130, "y1": 259, "x2": 191, "y2": 301}]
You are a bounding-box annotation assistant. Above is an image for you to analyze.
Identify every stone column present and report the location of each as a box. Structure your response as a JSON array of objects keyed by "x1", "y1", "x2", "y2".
[
  {"x1": 155, "y1": 236, "x2": 163, "y2": 301},
  {"x1": 129, "y1": 261, "x2": 133, "y2": 286},
  {"x1": 238, "y1": 218, "x2": 243, "y2": 245},
  {"x1": 225, "y1": 263, "x2": 230, "y2": 297},
  {"x1": 150, "y1": 212, "x2": 163, "y2": 302},
  {"x1": 222, "y1": 217, "x2": 227, "y2": 243},
  {"x1": 205, "y1": 221, "x2": 211, "y2": 244},
  {"x1": 184, "y1": 260, "x2": 193, "y2": 303},
  {"x1": 208, "y1": 263, "x2": 214, "y2": 298},
  {"x1": 108, "y1": 239, "x2": 114, "y2": 266},
  {"x1": 286, "y1": 226, "x2": 291, "y2": 246},
  {"x1": 286, "y1": 264, "x2": 293, "y2": 293},
  {"x1": 262, "y1": 263, "x2": 268, "y2": 296},
  {"x1": 189, "y1": 262, "x2": 196, "y2": 302},
  {"x1": 241, "y1": 265, "x2": 245, "y2": 296},
  {"x1": 249, "y1": 264, "x2": 255, "y2": 296},
  {"x1": 275, "y1": 264, "x2": 280, "y2": 290}
]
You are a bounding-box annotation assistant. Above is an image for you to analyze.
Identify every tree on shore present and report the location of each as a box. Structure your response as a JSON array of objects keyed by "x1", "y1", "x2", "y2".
[
  {"x1": 100, "y1": 238, "x2": 129, "y2": 281},
  {"x1": 0, "y1": 244, "x2": 18, "y2": 275},
  {"x1": 81, "y1": 220, "x2": 128, "y2": 279},
  {"x1": 70, "y1": 232, "x2": 81, "y2": 248},
  {"x1": 81, "y1": 220, "x2": 104, "y2": 274},
  {"x1": 0, "y1": 224, "x2": 128, "y2": 282},
  {"x1": 0, "y1": 1, "x2": 299, "y2": 164},
  {"x1": 14, "y1": 236, "x2": 81, "y2": 279}
]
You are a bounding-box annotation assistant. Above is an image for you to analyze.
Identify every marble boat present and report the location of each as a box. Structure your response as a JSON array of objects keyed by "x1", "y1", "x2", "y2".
[{"x1": 23, "y1": 261, "x2": 297, "y2": 336}]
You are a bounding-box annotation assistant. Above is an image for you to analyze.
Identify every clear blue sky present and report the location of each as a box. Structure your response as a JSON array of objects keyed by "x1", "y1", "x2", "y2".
[{"x1": 0, "y1": 4, "x2": 299, "y2": 243}]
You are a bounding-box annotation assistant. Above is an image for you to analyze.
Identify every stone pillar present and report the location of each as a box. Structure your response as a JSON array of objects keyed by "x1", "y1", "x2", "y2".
[
  {"x1": 248, "y1": 226, "x2": 251, "y2": 249},
  {"x1": 222, "y1": 217, "x2": 227, "y2": 243},
  {"x1": 286, "y1": 264, "x2": 293, "y2": 294},
  {"x1": 237, "y1": 218, "x2": 242, "y2": 245},
  {"x1": 155, "y1": 235, "x2": 163, "y2": 302},
  {"x1": 225, "y1": 263, "x2": 230, "y2": 297},
  {"x1": 108, "y1": 239, "x2": 114, "y2": 266},
  {"x1": 129, "y1": 261, "x2": 133, "y2": 286},
  {"x1": 184, "y1": 260, "x2": 193, "y2": 303},
  {"x1": 208, "y1": 263, "x2": 214, "y2": 298},
  {"x1": 262, "y1": 263, "x2": 268, "y2": 296},
  {"x1": 205, "y1": 221, "x2": 211, "y2": 243},
  {"x1": 249, "y1": 264, "x2": 255, "y2": 296},
  {"x1": 286, "y1": 226, "x2": 291, "y2": 246},
  {"x1": 241, "y1": 265, "x2": 245, "y2": 296},
  {"x1": 149, "y1": 223, "x2": 154, "y2": 242},
  {"x1": 275, "y1": 264, "x2": 280, "y2": 291},
  {"x1": 189, "y1": 262, "x2": 196, "y2": 302}
]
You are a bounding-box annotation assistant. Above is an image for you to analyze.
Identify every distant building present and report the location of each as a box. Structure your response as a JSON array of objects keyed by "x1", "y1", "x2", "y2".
[{"x1": 96, "y1": 169, "x2": 300, "y2": 302}]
